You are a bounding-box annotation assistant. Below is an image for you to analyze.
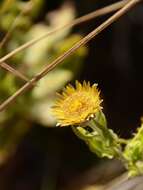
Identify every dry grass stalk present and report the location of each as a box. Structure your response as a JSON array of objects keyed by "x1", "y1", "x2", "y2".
[
  {"x1": 0, "y1": 1, "x2": 127, "y2": 84},
  {"x1": 0, "y1": 0, "x2": 128, "y2": 64},
  {"x1": 0, "y1": 1, "x2": 33, "y2": 49},
  {"x1": 0, "y1": 0, "x2": 142, "y2": 112},
  {"x1": 0, "y1": 62, "x2": 29, "y2": 82}
]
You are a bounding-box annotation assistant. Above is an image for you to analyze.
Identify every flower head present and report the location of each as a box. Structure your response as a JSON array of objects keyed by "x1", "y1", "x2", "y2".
[{"x1": 52, "y1": 81, "x2": 102, "y2": 126}]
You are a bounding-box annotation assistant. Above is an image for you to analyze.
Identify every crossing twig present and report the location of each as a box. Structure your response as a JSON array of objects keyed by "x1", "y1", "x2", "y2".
[{"x1": 0, "y1": 0, "x2": 141, "y2": 112}]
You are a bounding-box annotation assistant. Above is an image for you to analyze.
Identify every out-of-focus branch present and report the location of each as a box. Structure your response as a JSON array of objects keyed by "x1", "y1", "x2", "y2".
[
  {"x1": 0, "y1": 1, "x2": 33, "y2": 49},
  {"x1": 0, "y1": 0, "x2": 141, "y2": 112},
  {"x1": 0, "y1": 1, "x2": 33, "y2": 83}
]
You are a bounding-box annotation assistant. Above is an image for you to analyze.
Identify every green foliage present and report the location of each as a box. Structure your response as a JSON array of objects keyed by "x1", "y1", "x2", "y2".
[
  {"x1": 72, "y1": 112, "x2": 143, "y2": 177},
  {"x1": 123, "y1": 122, "x2": 143, "y2": 177}
]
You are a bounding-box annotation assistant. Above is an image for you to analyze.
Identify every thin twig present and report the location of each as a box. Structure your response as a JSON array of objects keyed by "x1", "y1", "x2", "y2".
[
  {"x1": 0, "y1": 0, "x2": 127, "y2": 84},
  {"x1": 0, "y1": 1, "x2": 33, "y2": 83},
  {"x1": 0, "y1": 1, "x2": 33, "y2": 49},
  {"x1": 0, "y1": 0, "x2": 128, "y2": 64},
  {"x1": 0, "y1": 0, "x2": 141, "y2": 112},
  {"x1": 0, "y1": 62, "x2": 29, "y2": 82},
  {"x1": 0, "y1": 1, "x2": 33, "y2": 82},
  {"x1": 0, "y1": 0, "x2": 127, "y2": 83}
]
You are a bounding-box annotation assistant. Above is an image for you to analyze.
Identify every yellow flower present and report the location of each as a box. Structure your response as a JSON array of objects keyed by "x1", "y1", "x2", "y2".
[{"x1": 52, "y1": 81, "x2": 102, "y2": 126}]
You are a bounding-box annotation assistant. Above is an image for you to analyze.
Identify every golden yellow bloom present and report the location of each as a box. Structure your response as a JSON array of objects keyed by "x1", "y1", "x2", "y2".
[{"x1": 52, "y1": 81, "x2": 102, "y2": 126}]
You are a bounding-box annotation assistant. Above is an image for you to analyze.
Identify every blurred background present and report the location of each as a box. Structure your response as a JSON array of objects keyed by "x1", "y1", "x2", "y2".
[{"x1": 0, "y1": 0, "x2": 143, "y2": 189}]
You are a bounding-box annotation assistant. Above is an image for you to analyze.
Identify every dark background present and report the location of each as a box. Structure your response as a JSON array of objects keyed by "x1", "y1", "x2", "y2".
[{"x1": 0, "y1": 0, "x2": 143, "y2": 189}]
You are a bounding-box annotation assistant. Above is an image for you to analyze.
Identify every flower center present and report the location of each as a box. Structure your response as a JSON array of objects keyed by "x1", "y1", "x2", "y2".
[
  {"x1": 62, "y1": 92, "x2": 90, "y2": 116},
  {"x1": 69, "y1": 99, "x2": 86, "y2": 113}
]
